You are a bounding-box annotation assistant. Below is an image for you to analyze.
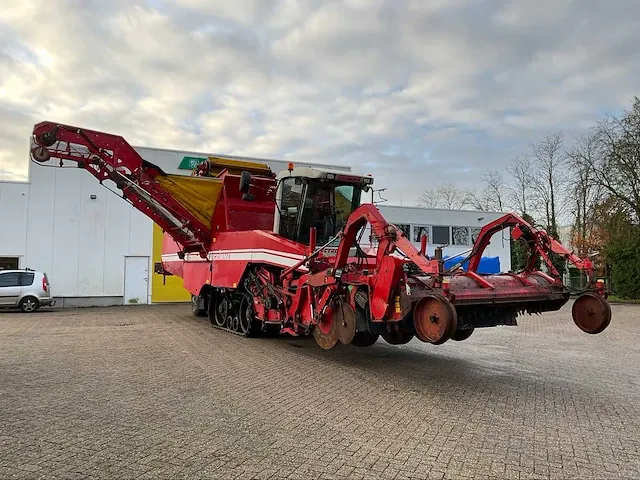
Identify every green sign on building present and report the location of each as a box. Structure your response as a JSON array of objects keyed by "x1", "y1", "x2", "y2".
[{"x1": 178, "y1": 156, "x2": 207, "y2": 170}]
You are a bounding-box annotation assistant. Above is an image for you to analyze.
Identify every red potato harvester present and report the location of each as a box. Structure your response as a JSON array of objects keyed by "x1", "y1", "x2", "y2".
[{"x1": 30, "y1": 121, "x2": 611, "y2": 349}]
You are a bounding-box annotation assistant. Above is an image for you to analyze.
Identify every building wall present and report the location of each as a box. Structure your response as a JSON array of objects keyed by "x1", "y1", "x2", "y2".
[
  {"x1": 22, "y1": 164, "x2": 152, "y2": 307},
  {"x1": 0, "y1": 182, "x2": 29, "y2": 268},
  {"x1": 373, "y1": 204, "x2": 512, "y2": 272}
]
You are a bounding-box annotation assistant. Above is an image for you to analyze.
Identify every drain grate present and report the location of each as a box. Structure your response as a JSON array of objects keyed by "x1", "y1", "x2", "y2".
[{"x1": 115, "y1": 323, "x2": 133, "y2": 327}]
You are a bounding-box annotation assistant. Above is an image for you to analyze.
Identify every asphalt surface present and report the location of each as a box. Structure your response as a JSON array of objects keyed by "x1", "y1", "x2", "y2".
[{"x1": 0, "y1": 301, "x2": 639, "y2": 479}]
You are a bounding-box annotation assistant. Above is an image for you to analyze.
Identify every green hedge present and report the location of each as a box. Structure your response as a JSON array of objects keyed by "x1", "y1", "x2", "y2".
[{"x1": 606, "y1": 229, "x2": 640, "y2": 299}]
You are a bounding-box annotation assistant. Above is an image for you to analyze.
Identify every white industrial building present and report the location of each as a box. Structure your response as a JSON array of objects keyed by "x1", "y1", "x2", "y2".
[
  {"x1": 373, "y1": 204, "x2": 511, "y2": 272},
  {"x1": 0, "y1": 146, "x2": 510, "y2": 307}
]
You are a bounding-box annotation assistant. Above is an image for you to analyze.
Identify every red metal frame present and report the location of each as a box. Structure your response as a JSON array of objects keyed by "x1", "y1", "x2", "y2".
[
  {"x1": 30, "y1": 120, "x2": 609, "y2": 344},
  {"x1": 32, "y1": 121, "x2": 213, "y2": 254}
]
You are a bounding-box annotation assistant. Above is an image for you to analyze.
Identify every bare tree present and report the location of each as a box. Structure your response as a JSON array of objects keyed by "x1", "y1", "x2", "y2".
[
  {"x1": 483, "y1": 170, "x2": 506, "y2": 211},
  {"x1": 418, "y1": 181, "x2": 471, "y2": 209},
  {"x1": 530, "y1": 132, "x2": 567, "y2": 234},
  {"x1": 465, "y1": 188, "x2": 491, "y2": 211},
  {"x1": 586, "y1": 97, "x2": 640, "y2": 222},
  {"x1": 566, "y1": 133, "x2": 604, "y2": 255},
  {"x1": 506, "y1": 154, "x2": 533, "y2": 215}
]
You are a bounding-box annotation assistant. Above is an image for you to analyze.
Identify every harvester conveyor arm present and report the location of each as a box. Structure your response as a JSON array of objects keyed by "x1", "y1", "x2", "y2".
[
  {"x1": 467, "y1": 213, "x2": 594, "y2": 280},
  {"x1": 333, "y1": 204, "x2": 440, "y2": 275},
  {"x1": 30, "y1": 121, "x2": 212, "y2": 254}
]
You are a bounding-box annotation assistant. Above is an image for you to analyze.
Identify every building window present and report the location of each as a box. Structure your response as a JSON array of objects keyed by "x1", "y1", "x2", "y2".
[
  {"x1": 394, "y1": 224, "x2": 411, "y2": 238},
  {"x1": 0, "y1": 257, "x2": 19, "y2": 270},
  {"x1": 471, "y1": 227, "x2": 482, "y2": 244},
  {"x1": 413, "y1": 225, "x2": 429, "y2": 242},
  {"x1": 452, "y1": 226, "x2": 470, "y2": 245},
  {"x1": 432, "y1": 226, "x2": 450, "y2": 245}
]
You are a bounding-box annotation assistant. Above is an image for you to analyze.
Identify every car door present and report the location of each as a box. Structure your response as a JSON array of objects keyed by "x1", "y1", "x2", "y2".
[{"x1": 0, "y1": 272, "x2": 22, "y2": 306}]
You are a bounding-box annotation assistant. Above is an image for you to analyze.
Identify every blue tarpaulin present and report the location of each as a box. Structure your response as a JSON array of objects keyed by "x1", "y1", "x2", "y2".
[{"x1": 443, "y1": 255, "x2": 501, "y2": 274}]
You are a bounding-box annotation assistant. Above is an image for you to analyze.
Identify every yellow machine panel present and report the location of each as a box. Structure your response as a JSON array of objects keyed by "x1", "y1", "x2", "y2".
[
  {"x1": 151, "y1": 223, "x2": 191, "y2": 303},
  {"x1": 155, "y1": 175, "x2": 224, "y2": 228},
  {"x1": 205, "y1": 157, "x2": 273, "y2": 176}
]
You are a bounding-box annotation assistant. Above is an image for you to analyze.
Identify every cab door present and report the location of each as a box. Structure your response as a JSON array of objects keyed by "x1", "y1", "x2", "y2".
[{"x1": 0, "y1": 272, "x2": 22, "y2": 306}]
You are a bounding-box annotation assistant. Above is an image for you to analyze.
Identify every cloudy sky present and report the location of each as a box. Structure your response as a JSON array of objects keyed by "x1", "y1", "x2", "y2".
[{"x1": 1, "y1": 0, "x2": 638, "y2": 205}]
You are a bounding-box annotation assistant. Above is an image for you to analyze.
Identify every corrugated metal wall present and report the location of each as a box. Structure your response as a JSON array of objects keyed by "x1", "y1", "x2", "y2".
[{"x1": 23, "y1": 165, "x2": 152, "y2": 302}]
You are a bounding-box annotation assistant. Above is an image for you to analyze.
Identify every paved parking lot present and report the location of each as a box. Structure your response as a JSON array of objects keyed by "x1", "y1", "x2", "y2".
[{"x1": 1, "y1": 301, "x2": 639, "y2": 479}]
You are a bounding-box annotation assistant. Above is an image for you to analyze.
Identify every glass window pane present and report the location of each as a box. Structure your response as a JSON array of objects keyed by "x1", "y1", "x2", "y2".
[
  {"x1": 413, "y1": 225, "x2": 429, "y2": 242},
  {"x1": 470, "y1": 227, "x2": 482, "y2": 244},
  {"x1": 393, "y1": 224, "x2": 411, "y2": 238},
  {"x1": 452, "y1": 227, "x2": 470, "y2": 245},
  {"x1": 432, "y1": 226, "x2": 450, "y2": 244}
]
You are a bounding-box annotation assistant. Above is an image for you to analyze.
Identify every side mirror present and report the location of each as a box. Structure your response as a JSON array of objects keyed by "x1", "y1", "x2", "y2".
[{"x1": 239, "y1": 171, "x2": 252, "y2": 194}]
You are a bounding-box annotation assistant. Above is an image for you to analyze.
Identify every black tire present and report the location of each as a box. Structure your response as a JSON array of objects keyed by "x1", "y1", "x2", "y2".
[
  {"x1": 381, "y1": 328, "x2": 414, "y2": 345},
  {"x1": 19, "y1": 296, "x2": 39, "y2": 313},
  {"x1": 208, "y1": 291, "x2": 228, "y2": 327},
  {"x1": 451, "y1": 328, "x2": 474, "y2": 341},
  {"x1": 351, "y1": 331, "x2": 379, "y2": 347}
]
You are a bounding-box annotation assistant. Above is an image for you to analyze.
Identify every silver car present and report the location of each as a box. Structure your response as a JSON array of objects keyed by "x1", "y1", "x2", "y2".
[{"x1": 0, "y1": 269, "x2": 55, "y2": 312}]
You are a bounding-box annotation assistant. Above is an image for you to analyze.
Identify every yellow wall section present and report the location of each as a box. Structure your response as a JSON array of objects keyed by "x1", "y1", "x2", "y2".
[{"x1": 151, "y1": 223, "x2": 191, "y2": 303}]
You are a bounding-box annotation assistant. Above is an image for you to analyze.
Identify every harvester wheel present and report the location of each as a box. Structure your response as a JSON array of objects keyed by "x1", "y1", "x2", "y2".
[
  {"x1": 213, "y1": 296, "x2": 229, "y2": 327},
  {"x1": 313, "y1": 300, "x2": 340, "y2": 350},
  {"x1": 413, "y1": 295, "x2": 458, "y2": 344},
  {"x1": 238, "y1": 293, "x2": 259, "y2": 337},
  {"x1": 350, "y1": 331, "x2": 379, "y2": 347},
  {"x1": 572, "y1": 292, "x2": 611, "y2": 334},
  {"x1": 451, "y1": 328, "x2": 474, "y2": 341},
  {"x1": 381, "y1": 327, "x2": 414, "y2": 345},
  {"x1": 335, "y1": 300, "x2": 357, "y2": 345},
  {"x1": 31, "y1": 146, "x2": 51, "y2": 163}
]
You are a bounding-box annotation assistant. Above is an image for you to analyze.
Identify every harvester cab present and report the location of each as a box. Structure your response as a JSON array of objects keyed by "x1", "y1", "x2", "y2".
[{"x1": 244, "y1": 164, "x2": 374, "y2": 247}]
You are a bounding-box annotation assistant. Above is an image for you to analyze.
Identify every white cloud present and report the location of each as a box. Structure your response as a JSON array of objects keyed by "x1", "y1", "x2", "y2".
[{"x1": 0, "y1": 0, "x2": 638, "y2": 207}]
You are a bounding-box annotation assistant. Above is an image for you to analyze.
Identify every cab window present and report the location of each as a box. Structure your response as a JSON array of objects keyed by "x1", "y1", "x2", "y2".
[
  {"x1": 298, "y1": 183, "x2": 360, "y2": 245},
  {"x1": 279, "y1": 177, "x2": 303, "y2": 239}
]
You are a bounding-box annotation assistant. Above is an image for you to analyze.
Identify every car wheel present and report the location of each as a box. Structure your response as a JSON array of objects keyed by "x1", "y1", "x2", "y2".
[{"x1": 19, "y1": 296, "x2": 39, "y2": 313}]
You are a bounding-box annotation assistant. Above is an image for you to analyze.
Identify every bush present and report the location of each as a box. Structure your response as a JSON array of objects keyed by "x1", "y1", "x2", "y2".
[{"x1": 606, "y1": 228, "x2": 640, "y2": 299}]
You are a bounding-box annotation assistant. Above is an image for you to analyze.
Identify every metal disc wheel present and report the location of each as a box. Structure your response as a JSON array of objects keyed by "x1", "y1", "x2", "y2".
[
  {"x1": 350, "y1": 331, "x2": 379, "y2": 347},
  {"x1": 238, "y1": 294, "x2": 255, "y2": 336},
  {"x1": 213, "y1": 296, "x2": 229, "y2": 327},
  {"x1": 381, "y1": 327, "x2": 414, "y2": 345},
  {"x1": 413, "y1": 295, "x2": 458, "y2": 344},
  {"x1": 572, "y1": 292, "x2": 611, "y2": 334},
  {"x1": 313, "y1": 301, "x2": 340, "y2": 350},
  {"x1": 431, "y1": 297, "x2": 458, "y2": 345},
  {"x1": 451, "y1": 328, "x2": 474, "y2": 342},
  {"x1": 31, "y1": 146, "x2": 50, "y2": 162},
  {"x1": 335, "y1": 300, "x2": 357, "y2": 345},
  {"x1": 231, "y1": 316, "x2": 240, "y2": 332}
]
